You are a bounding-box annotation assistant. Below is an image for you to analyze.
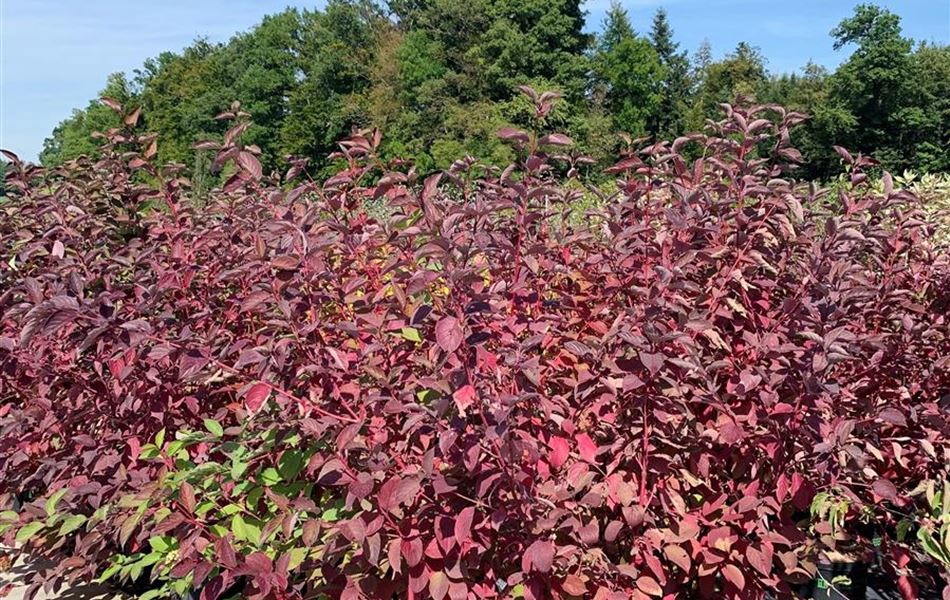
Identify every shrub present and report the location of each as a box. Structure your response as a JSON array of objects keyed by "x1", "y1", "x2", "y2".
[{"x1": 1, "y1": 93, "x2": 949, "y2": 599}]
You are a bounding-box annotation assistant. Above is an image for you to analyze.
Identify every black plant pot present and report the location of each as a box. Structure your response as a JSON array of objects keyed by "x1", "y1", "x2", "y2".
[{"x1": 812, "y1": 560, "x2": 868, "y2": 600}]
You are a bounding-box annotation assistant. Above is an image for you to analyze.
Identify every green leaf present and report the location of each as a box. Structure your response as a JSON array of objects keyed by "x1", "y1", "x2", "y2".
[
  {"x1": 175, "y1": 430, "x2": 206, "y2": 444},
  {"x1": 196, "y1": 501, "x2": 215, "y2": 517},
  {"x1": 166, "y1": 440, "x2": 185, "y2": 457},
  {"x1": 204, "y1": 418, "x2": 224, "y2": 438},
  {"x1": 232, "y1": 514, "x2": 262, "y2": 544},
  {"x1": 400, "y1": 327, "x2": 422, "y2": 342},
  {"x1": 140, "y1": 444, "x2": 160, "y2": 459},
  {"x1": 154, "y1": 507, "x2": 172, "y2": 523},
  {"x1": 89, "y1": 506, "x2": 110, "y2": 526},
  {"x1": 247, "y1": 486, "x2": 264, "y2": 508},
  {"x1": 261, "y1": 467, "x2": 282, "y2": 487},
  {"x1": 221, "y1": 503, "x2": 243, "y2": 516},
  {"x1": 58, "y1": 515, "x2": 87, "y2": 536},
  {"x1": 171, "y1": 578, "x2": 191, "y2": 596},
  {"x1": 288, "y1": 547, "x2": 309, "y2": 570},
  {"x1": 148, "y1": 536, "x2": 173, "y2": 553},
  {"x1": 137, "y1": 552, "x2": 164, "y2": 568},
  {"x1": 278, "y1": 451, "x2": 304, "y2": 481},
  {"x1": 232, "y1": 514, "x2": 249, "y2": 541},
  {"x1": 45, "y1": 488, "x2": 67, "y2": 517},
  {"x1": 231, "y1": 457, "x2": 249, "y2": 480},
  {"x1": 321, "y1": 500, "x2": 344, "y2": 522},
  {"x1": 97, "y1": 562, "x2": 123, "y2": 583},
  {"x1": 154, "y1": 428, "x2": 166, "y2": 448},
  {"x1": 917, "y1": 528, "x2": 950, "y2": 567},
  {"x1": 15, "y1": 521, "x2": 45, "y2": 544},
  {"x1": 416, "y1": 389, "x2": 439, "y2": 405},
  {"x1": 810, "y1": 492, "x2": 829, "y2": 516}
]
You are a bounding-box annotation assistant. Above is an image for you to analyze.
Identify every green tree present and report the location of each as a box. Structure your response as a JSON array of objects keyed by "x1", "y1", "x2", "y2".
[
  {"x1": 692, "y1": 42, "x2": 767, "y2": 128},
  {"x1": 908, "y1": 42, "x2": 950, "y2": 172},
  {"x1": 218, "y1": 10, "x2": 303, "y2": 171},
  {"x1": 685, "y1": 39, "x2": 713, "y2": 129},
  {"x1": 827, "y1": 4, "x2": 915, "y2": 170},
  {"x1": 466, "y1": 0, "x2": 591, "y2": 102},
  {"x1": 592, "y1": 2, "x2": 664, "y2": 137},
  {"x1": 648, "y1": 8, "x2": 690, "y2": 139},
  {"x1": 280, "y1": 1, "x2": 384, "y2": 171},
  {"x1": 134, "y1": 40, "x2": 226, "y2": 167},
  {"x1": 763, "y1": 63, "x2": 855, "y2": 178},
  {"x1": 34, "y1": 0, "x2": 950, "y2": 181}
]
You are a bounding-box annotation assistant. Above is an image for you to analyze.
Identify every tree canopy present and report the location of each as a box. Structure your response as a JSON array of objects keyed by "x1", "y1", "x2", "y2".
[{"x1": 38, "y1": 2, "x2": 950, "y2": 179}]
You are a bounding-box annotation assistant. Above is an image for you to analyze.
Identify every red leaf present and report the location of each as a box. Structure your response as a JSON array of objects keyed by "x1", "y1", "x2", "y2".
[
  {"x1": 401, "y1": 538, "x2": 423, "y2": 567},
  {"x1": 241, "y1": 552, "x2": 273, "y2": 576},
  {"x1": 833, "y1": 145, "x2": 854, "y2": 164},
  {"x1": 429, "y1": 571, "x2": 449, "y2": 600},
  {"x1": 422, "y1": 173, "x2": 442, "y2": 201},
  {"x1": 244, "y1": 382, "x2": 270, "y2": 414},
  {"x1": 124, "y1": 107, "x2": 141, "y2": 126},
  {"x1": 271, "y1": 255, "x2": 300, "y2": 270},
  {"x1": 238, "y1": 151, "x2": 262, "y2": 180},
  {"x1": 561, "y1": 574, "x2": 587, "y2": 595},
  {"x1": 636, "y1": 576, "x2": 663, "y2": 597},
  {"x1": 301, "y1": 520, "x2": 319, "y2": 546},
  {"x1": 378, "y1": 476, "x2": 420, "y2": 513},
  {"x1": 878, "y1": 408, "x2": 906, "y2": 426},
  {"x1": 639, "y1": 351, "x2": 664, "y2": 375},
  {"x1": 538, "y1": 133, "x2": 573, "y2": 146},
  {"x1": 179, "y1": 482, "x2": 196, "y2": 514},
  {"x1": 435, "y1": 316, "x2": 463, "y2": 353},
  {"x1": 721, "y1": 564, "x2": 745, "y2": 590},
  {"x1": 200, "y1": 576, "x2": 225, "y2": 600},
  {"x1": 454, "y1": 507, "x2": 475, "y2": 544},
  {"x1": 664, "y1": 545, "x2": 691, "y2": 572},
  {"x1": 411, "y1": 304, "x2": 433, "y2": 326},
  {"x1": 452, "y1": 385, "x2": 477, "y2": 415},
  {"x1": 745, "y1": 546, "x2": 771, "y2": 576},
  {"x1": 549, "y1": 436, "x2": 570, "y2": 469},
  {"x1": 872, "y1": 478, "x2": 899, "y2": 502},
  {"x1": 497, "y1": 127, "x2": 529, "y2": 143},
  {"x1": 100, "y1": 97, "x2": 122, "y2": 112},
  {"x1": 521, "y1": 539, "x2": 554, "y2": 573},
  {"x1": 575, "y1": 432, "x2": 598, "y2": 463},
  {"x1": 215, "y1": 536, "x2": 238, "y2": 569},
  {"x1": 776, "y1": 474, "x2": 789, "y2": 504}
]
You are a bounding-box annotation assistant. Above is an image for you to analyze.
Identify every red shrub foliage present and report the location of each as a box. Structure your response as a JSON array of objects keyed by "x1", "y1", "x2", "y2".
[{"x1": 1, "y1": 95, "x2": 949, "y2": 599}]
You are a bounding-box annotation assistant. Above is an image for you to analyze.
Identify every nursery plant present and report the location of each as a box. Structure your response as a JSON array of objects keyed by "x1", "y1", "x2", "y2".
[{"x1": 1, "y1": 90, "x2": 949, "y2": 599}]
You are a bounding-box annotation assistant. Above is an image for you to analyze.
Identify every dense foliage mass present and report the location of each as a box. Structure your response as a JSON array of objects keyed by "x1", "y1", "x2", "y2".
[
  {"x1": 39, "y1": 2, "x2": 950, "y2": 180},
  {"x1": 2, "y1": 93, "x2": 950, "y2": 599}
]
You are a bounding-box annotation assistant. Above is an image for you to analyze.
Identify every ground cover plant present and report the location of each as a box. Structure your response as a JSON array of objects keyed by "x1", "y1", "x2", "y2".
[{"x1": 1, "y1": 92, "x2": 950, "y2": 599}]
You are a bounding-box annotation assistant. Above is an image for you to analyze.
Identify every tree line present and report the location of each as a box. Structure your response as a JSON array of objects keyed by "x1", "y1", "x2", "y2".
[{"x1": 39, "y1": 1, "x2": 950, "y2": 181}]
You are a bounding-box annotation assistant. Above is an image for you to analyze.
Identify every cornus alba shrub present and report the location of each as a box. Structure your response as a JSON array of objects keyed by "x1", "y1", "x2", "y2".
[{"x1": 1, "y1": 95, "x2": 949, "y2": 600}]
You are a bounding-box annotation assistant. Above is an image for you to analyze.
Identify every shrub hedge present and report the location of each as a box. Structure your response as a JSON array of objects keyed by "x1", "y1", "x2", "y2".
[{"x1": 1, "y1": 94, "x2": 949, "y2": 599}]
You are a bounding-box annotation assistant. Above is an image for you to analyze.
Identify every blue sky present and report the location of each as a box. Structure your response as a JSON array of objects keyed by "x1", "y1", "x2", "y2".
[{"x1": 1, "y1": 0, "x2": 948, "y2": 162}]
